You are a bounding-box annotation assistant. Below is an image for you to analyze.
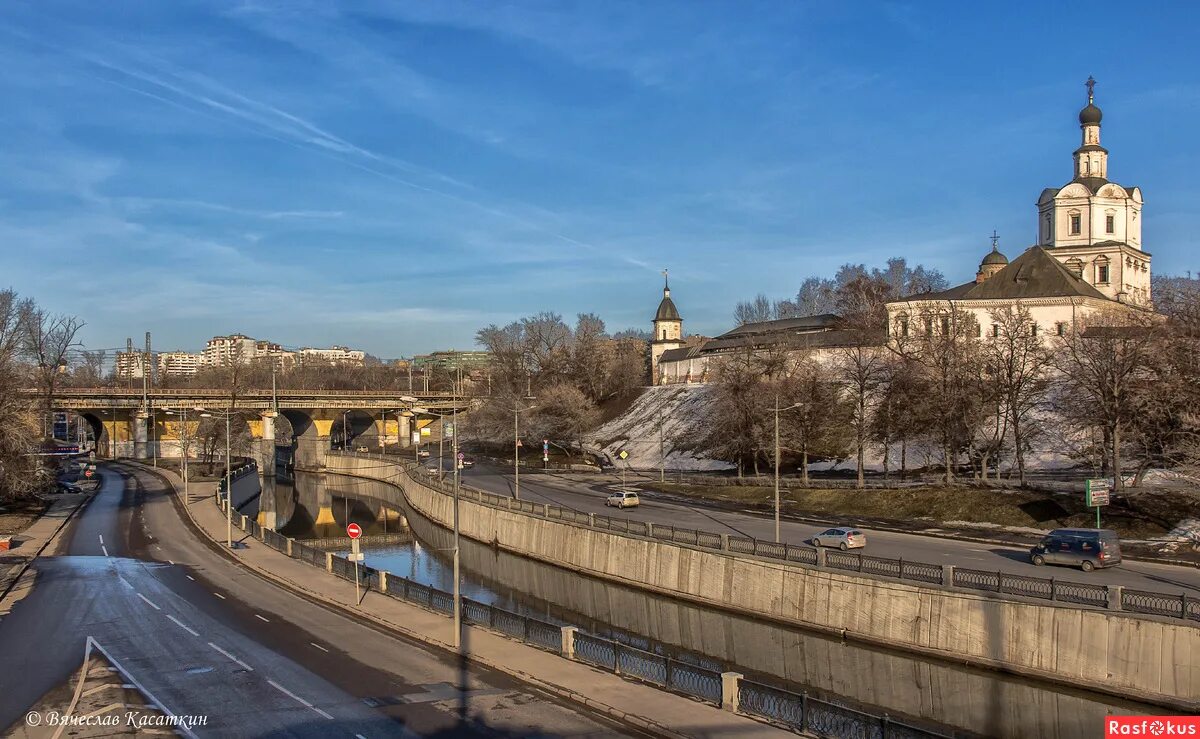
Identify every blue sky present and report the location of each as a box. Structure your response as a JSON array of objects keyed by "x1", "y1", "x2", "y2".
[{"x1": 2, "y1": 1, "x2": 1198, "y2": 358}]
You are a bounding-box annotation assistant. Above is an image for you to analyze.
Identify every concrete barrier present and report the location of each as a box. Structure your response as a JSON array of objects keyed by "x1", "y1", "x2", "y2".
[{"x1": 324, "y1": 453, "x2": 1200, "y2": 710}]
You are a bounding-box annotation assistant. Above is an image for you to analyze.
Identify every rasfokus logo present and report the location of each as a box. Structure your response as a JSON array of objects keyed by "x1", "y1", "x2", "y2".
[{"x1": 1106, "y1": 717, "x2": 1200, "y2": 737}]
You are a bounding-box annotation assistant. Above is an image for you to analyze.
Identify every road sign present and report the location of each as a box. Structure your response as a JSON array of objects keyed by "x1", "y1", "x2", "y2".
[
  {"x1": 457, "y1": 452, "x2": 465, "y2": 460},
  {"x1": 348, "y1": 552, "x2": 365, "y2": 561},
  {"x1": 618, "y1": 450, "x2": 629, "y2": 460},
  {"x1": 1085, "y1": 479, "x2": 1111, "y2": 507},
  {"x1": 516, "y1": 439, "x2": 523, "y2": 447},
  {"x1": 346, "y1": 522, "x2": 363, "y2": 539},
  {"x1": 84, "y1": 468, "x2": 94, "y2": 479}
]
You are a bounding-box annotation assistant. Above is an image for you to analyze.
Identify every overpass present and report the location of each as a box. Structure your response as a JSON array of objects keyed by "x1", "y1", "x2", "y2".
[{"x1": 33, "y1": 387, "x2": 469, "y2": 479}]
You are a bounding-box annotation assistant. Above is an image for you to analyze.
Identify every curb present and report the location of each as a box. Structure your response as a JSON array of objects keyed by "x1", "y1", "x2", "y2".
[
  {"x1": 121, "y1": 461, "x2": 698, "y2": 739},
  {"x1": 0, "y1": 493, "x2": 92, "y2": 603}
]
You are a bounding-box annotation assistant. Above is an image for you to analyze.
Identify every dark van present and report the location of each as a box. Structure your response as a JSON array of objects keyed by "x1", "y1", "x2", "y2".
[{"x1": 1030, "y1": 529, "x2": 1122, "y2": 572}]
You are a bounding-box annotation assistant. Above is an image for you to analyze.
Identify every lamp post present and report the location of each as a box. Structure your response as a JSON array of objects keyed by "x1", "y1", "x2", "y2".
[
  {"x1": 412, "y1": 403, "x2": 462, "y2": 650},
  {"x1": 199, "y1": 408, "x2": 237, "y2": 549},
  {"x1": 341, "y1": 410, "x2": 351, "y2": 451},
  {"x1": 513, "y1": 403, "x2": 537, "y2": 501},
  {"x1": 164, "y1": 408, "x2": 192, "y2": 500},
  {"x1": 771, "y1": 395, "x2": 803, "y2": 544}
]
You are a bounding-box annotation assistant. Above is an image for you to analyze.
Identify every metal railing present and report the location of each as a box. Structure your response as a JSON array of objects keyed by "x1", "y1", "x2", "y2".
[
  {"x1": 220, "y1": 487, "x2": 958, "y2": 737},
  {"x1": 322, "y1": 452, "x2": 1200, "y2": 625},
  {"x1": 738, "y1": 680, "x2": 948, "y2": 738}
]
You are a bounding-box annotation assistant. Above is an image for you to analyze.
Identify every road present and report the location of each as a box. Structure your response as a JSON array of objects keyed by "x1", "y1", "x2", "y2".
[
  {"x1": 0, "y1": 464, "x2": 642, "y2": 737},
  {"x1": 444, "y1": 459, "x2": 1200, "y2": 595}
]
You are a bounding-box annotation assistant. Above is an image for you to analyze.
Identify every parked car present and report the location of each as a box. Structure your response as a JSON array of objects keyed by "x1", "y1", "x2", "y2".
[
  {"x1": 606, "y1": 491, "x2": 640, "y2": 509},
  {"x1": 417, "y1": 449, "x2": 431, "y2": 459},
  {"x1": 1030, "y1": 528, "x2": 1121, "y2": 571},
  {"x1": 55, "y1": 481, "x2": 82, "y2": 494},
  {"x1": 460, "y1": 458, "x2": 474, "y2": 468},
  {"x1": 812, "y1": 527, "x2": 867, "y2": 550},
  {"x1": 425, "y1": 464, "x2": 440, "y2": 476},
  {"x1": 355, "y1": 445, "x2": 369, "y2": 453}
]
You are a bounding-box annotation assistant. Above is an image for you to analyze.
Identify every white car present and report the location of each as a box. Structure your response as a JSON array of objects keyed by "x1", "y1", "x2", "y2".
[
  {"x1": 606, "y1": 491, "x2": 640, "y2": 509},
  {"x1": 812, "y1": 527, "x2": 866, "y2": 550}
]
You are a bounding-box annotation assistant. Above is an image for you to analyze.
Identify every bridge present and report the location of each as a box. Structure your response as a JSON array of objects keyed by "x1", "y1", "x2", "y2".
[{"x1": 31, "y1": 387, "x2": 470, "y2": 473}]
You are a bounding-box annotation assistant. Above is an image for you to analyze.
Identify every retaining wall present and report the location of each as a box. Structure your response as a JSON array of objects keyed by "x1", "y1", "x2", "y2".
[{"x1": 324, "y1": 454, "x2": 1200, "y2": 710}]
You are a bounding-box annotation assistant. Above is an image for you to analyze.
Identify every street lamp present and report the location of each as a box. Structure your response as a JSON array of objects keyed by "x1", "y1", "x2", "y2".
[
  {"x1": 198, "y1": 407, "x2": 238, "y2": 549},
  {"x1": 513, "y1": 403, "x2": 537, "y2": 501},
  {"x1": 412, "y1": 404, "x2": 462, "y2": 651},
  {"x1": 163, "y1": 408, "x2": 194, "y2": 501},
  {"x1": 771, "y1": 395, "x2": 804, "y2": 544}
]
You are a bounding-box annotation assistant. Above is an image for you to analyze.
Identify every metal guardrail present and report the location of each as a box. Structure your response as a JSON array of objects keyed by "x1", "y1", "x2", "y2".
[{"x1": 327, "y1": 451, "x2": 1200, "y2": 625}]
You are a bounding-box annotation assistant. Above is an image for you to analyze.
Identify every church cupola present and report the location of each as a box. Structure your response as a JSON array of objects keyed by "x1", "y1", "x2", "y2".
[
  {"x1": 976, "y1": 231, "x2": 1008, "y2": 283},
  {"x1": 653, "y1": 270, "x2": 682, "y2": 340},
  {"x1": 1075, "y1": 76, "x2": 1108, "y2": 181}
]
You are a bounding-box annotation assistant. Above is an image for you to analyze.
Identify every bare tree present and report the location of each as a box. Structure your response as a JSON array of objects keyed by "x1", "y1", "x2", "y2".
[
  {"x1": 733, "y1": 294, "x2": 774, "y2": 326},
  {"x1": 836, "y1": 341, "x2": 888, "y2": 488},
  {"x1": 984, "y1": 305, "x2": 1054, "y2": 484},
  {"x1": 19, "y1": 304, "x2": 84, "y2": 438},
  {"x1": 891, "y1": 304, "x2": 984, "y2": 483},
  {"x1": 1053, "y1": 308, "x2": 1160, "y2": 492},
  {"x1": 0, "y1": 290, "x2": 45, "y2": 500}
]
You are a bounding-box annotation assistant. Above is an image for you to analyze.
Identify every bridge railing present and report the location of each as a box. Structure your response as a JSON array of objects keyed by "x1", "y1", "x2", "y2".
[
  {"x1": 325, "y1": 451, "x2": 1200, "y2": 625},
  {"x1": 229, "y1": 497, "x2": 950, "y2": 738},
  {"x1": 46, "y1": 387, "x2": 462, "y2": 398}
]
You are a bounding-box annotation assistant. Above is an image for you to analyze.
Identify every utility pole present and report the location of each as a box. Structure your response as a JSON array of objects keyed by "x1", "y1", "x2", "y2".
[
  {"x1": 659, "y1": 408, "x2": 665, "y2": 484},
  {"x1": 126, "y1": 337, "x2": 133, "y2": 390},
  {"x1": 774, "y1": 393, "x2": 781, "y2": 543},
  {"x1": 145, "y1": 332, "x2": 156, "y2": 468},
  {"x1": 452, "y1": 405, "x2": 461, "y2": 651},
  {"x1": 226, "y1": 413, "x2": 232, "y2": 548},
  {"x1": 514, "y1": 407, "x2": 520, "y2": 501}
]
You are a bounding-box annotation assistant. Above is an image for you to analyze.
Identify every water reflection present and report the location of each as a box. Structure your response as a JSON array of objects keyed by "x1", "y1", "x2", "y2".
[{"x1": 274, "y1": 471, "x2": 1164, "y2": 739}]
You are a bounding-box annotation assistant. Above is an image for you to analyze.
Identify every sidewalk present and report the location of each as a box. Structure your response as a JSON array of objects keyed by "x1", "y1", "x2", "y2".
[
  {"x1": 0, "y1": 493, "x2": 89, "y2": 601},
  {"x1": 135, "y1": 463, "x2": 789, "y2": 739}
]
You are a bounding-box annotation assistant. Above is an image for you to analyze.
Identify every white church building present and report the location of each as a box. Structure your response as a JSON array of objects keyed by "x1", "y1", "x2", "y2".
[{"x1": 651, "y1": 81, "x2": 1156, "y2": 385}]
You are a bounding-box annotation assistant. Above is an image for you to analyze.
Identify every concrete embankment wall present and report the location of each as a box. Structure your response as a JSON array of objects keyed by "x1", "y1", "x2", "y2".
[{"x1": 324, "y1": 454, "x2": 1200, "y2": 710}]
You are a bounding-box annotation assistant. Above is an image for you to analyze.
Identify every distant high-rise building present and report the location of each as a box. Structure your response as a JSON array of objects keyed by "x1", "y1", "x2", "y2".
[
  {"x1": 115, "y1": 351, "x2": 149, "y2": 380},
  {"x1": 157, "y1": 351, "x2": 204, "y2": 377},
  {"x1": 297, "y1": 346, "x2": 366, "y2": 366}
]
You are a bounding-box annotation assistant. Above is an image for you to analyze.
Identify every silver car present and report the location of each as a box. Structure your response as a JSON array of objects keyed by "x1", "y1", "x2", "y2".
[
  {"x1": 812, "y1": 527, "x2": 866, "y2": 550},
  {"x1": 606, "y1": 491, "x2": 640, "y2": 509}
]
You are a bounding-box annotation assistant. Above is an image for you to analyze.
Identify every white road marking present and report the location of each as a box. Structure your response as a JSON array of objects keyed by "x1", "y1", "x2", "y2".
[
  {"x1": 310, "y1": 642, "x2": 329, "y2": 653},
  {"x1": 185, "y1": 575, "x2": 195, "y2": 581},
  {"x1": 268, "y1": 679, "x2": 312, "y2": 706},
  {"x1": 213, "y1": 592, "x2": 226, "y2": 600},
  {"x1": 313, "y1": 707, "x2": 334, "y2": 720},
  {"x1": 254, "y1": 614, "x2": 269, "y2": 623},
  {"x1": 101, "y1": 545, "x2": 108, "y2": 557},
  {"x1": 207, "y1": 642, "x2": 253, "y2": 672},
  {"x1": 168, "y1": 560, "x2": 174, "y2": 565},
  {"x1": 166, "y1": 615, "x2": 199, "y2": 637},
  {"x1": 137, "y1": 593, "x2": 160, "y2": 610},
  {"x1": 356, "y1": 734, "x2": 367, "y2": 739},
  {"x1": 98, "y1": 534, "x2": 104, "y2": 545},
  {"x1": 117, "y1": 576, "x2": 133, "y2": 589}
]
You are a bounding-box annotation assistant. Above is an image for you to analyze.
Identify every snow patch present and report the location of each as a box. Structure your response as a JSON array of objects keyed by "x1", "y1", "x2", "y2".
[{"x1": 587, "y1": 385, "x2": 733, "y2": 471}]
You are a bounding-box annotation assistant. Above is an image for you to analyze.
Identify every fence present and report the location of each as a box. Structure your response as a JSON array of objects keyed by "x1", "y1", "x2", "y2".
[
  {"x1": 737, "y1": 679, "x2": 949, "y2": 738},
  {"x1": 356, "y1": 455, "x2": 1200, "y2": 624},
  {"x1": 224, "y1": 492, "x2": 950, "y2": 737}
]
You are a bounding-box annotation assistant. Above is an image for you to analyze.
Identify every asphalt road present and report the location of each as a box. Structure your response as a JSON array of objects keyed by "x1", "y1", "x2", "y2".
[
  {"x1": 0, "y1": 465, "x2": 640, "y2": 737},
  {"x1": 448, "y1": 460, "x2": 1200, "y2": 596}
]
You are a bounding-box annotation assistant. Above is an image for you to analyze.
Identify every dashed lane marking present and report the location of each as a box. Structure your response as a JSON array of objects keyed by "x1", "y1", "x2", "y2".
[
  {"x1": 101, "y1": 545, "x2": 109, "y2": 557},
  {"x1": 166, "y1": 614, "x2": 199, "y2": 637},
  {"x1": 254, "y1": 614, "x2": 269, "y2": 623},
  {"x1": 213, "y1": 592, "x2": 226, "y2": 600},
  {"x1": 313, "y1": 707, "x2": 334, "y2": 720},
  {"x1": 98, "y1": 534, "x2": 104, "y2": 545},
  {"x1": 185, "y1": 575, "x2": 195, "y2": 581},
  {"x1": 137, "y1": 593, "x2": 160, "y2": 611},
  {"x1": 207, "y1": 642, "x2": 253, "y2": 672},
  {"x1": 310, "y1": 643, "x2": 329, "y2": 653},
  {"x1": 268, "y1": 679, "x2": 312, "y2": 707}
]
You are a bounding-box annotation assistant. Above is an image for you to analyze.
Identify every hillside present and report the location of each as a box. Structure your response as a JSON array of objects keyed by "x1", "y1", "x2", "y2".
[{"x1": 586, "y1": 385, "x2": 732, "y2": 471}]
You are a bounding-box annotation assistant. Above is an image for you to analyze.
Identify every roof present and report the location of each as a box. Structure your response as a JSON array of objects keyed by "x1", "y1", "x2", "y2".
[
  {"x1": 718, "y1": 314, "x2": 839, "y2": 338},
  {"x1": 894, "y1": 246, "x2": 1110, "y2": 303},
  {"x1": 981, "y1": 247, "x2": 1008, "y2": 266},
  {"x1": 654, "y1": 296, "x2": 681, "y2": 322}
]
